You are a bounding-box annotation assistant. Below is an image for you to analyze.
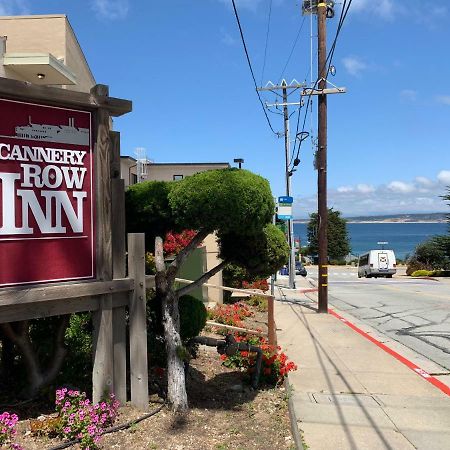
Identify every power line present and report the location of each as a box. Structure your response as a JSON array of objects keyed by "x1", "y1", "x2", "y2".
[
  {"x1": 231, "y1": 0, "x2": 278, "y2": 135},
  {"x1": 289, "y1": 0, "x2": 352, "y2": 170},
  {"x1": 260, "y1": 0, "x2": 273, "y2": 86},
  {"x1": 278, "y1": 15, "x2": 307, "y2": 83}
]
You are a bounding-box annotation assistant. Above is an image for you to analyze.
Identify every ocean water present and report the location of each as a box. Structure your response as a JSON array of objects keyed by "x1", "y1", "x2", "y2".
[{"x1": 293, "y1": 222, "x2": 449, "y2": 260}]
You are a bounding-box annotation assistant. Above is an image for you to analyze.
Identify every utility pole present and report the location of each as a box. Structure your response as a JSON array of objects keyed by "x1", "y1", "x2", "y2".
[
  {"x1": 257, "y1": 80, "x2": 304, "y2": 290},
  {"x1": 258, "y1": 65, "x2": 344, "y2": 295},
  {"x1": 317, "y1": 2, "x2": 328, "y2": 312},
  {"x1": 282, "y1": 81, "x2": 296, "y2": 289}
]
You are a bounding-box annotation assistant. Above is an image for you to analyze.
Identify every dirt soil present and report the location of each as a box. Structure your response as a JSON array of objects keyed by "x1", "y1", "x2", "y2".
[{"x1": 11, "y1": 303, "x2": 295, "y2": 450}]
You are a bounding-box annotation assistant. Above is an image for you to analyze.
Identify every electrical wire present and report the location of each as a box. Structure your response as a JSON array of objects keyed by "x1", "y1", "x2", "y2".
[
  {"x1": 231, "y1": 0, "x2": 278, "y2": 135},
  {"x1": 289, "y1": 0, "x2": 352, "y2": 171},
  {"x1": 260, "y1": 0, "x2": 273, "y2": 86},
  {"x1": 278, "y1": 15, "x2": 307, "y2": 83}
]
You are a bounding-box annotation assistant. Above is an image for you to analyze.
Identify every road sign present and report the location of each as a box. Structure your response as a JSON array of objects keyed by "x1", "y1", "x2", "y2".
[{"x1": 277, "y1": 196, "x2": 293, "y2": 220}]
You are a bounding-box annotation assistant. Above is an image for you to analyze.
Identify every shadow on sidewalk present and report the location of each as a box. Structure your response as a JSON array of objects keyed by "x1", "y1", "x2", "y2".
[{"x1": 286, "y1": 302, "x2": 395, "y2": 450}]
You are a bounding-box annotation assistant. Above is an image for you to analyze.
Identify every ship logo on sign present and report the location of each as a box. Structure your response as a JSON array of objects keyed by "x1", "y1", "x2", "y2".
[{"x1": 15, "y1": 116, "x2": 89, "y2": 146}]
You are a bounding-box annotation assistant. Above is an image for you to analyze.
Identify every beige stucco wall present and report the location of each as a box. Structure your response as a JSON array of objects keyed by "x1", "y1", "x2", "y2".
[
  {"x1": 146, "y1": 163, "x2": 230, "y2": 182},
  {"x1": 0, "y1": 15, "x2": 95, "y2": 92},
  {"x1": 64, "y1": 20, "x2": 96, "y2": 93},
  {"x1": 203, "y1": 233, "x2": 223, "y2": 305},
  {"x1": 120, "y1": 157, "x2": 137, "y2": 188}
]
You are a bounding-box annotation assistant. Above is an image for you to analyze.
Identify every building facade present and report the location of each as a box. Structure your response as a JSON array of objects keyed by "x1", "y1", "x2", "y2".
[{"x1": 0, "y1": 14, "x2": 95, "y2": 92}]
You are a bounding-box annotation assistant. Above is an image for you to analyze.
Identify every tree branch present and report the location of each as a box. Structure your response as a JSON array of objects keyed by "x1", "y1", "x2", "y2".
[
  {"x1": 167, "y1": 228, "x2": 210, "y2": 282},
  {"x1": 175, "y1": 260, "x2": 228, "y2": 298},
  {"x1": 43, "y1": 315, "x2": 70, "y2": 385}
]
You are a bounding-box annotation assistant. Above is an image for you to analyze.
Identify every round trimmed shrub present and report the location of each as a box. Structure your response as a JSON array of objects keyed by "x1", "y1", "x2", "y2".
[{"x1": 178, "y1": 295, "x2": 207, "y2": 341}]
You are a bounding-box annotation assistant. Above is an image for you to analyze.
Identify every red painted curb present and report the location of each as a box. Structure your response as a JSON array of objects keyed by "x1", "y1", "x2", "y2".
[{"x1": 328, "y1": 309, "x2": 450, "y2": 397}]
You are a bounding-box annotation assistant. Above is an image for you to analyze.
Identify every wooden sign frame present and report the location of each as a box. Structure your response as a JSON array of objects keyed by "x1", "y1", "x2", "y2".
[{"x1": 0, "y1": 77, "x2": 149, "y2": 409}]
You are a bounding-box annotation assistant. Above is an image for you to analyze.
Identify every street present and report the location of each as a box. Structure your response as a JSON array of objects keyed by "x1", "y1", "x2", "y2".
[{"x1": 302, "y1": 266, "x2": 450, "y2": 373}]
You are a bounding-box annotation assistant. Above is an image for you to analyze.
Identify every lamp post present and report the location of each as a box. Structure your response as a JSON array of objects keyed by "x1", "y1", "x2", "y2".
[{"x1": 233, "y1": 158, "x2": 244, "y2": 169}]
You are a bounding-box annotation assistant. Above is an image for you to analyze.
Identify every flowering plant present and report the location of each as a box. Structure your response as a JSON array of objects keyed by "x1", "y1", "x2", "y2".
[
  {"x1": 220, "y1": 334, "x2": 297, "y2": 386},
  {"x1": 163, "y1": 230, "x2": 198, "y2": 256},
  {"x1": 55, "y1": 388, "x2": 119, "y2": 450},
  {"x1": 0, "y1": 412, "x2": 22, "y2": 450},
  {"x1": 242, "y1": 279, "x2": 269, "y2": 292},
  {"x1": 207, "y1": 302, "x2": 253, "y2": 328}
]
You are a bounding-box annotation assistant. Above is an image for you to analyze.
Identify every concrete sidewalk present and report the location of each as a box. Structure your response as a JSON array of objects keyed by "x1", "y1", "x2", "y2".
[{"x1": 275, "y1": 277, "x2": 450, "y2": 450}]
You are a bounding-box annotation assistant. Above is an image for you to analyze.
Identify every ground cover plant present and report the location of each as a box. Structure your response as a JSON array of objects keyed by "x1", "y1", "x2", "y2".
[
  {"x1": 207, "y1": 302, "x2": 254, "y2": 328},
  {"x1": 220, "y1": 334, "x2": 297, "y2": 387},
  {"x1": 9, "y1": 300, "x2": 295, "y2": 450}
]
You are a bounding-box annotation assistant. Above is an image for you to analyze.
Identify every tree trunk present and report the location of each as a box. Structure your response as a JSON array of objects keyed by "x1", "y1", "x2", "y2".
[
  {"x1": 162, "y1": 289, "x2": 188, "y2": 412},
  {"x1": 155, "y1": 236, "x2": 189, "y2": 413},
  {"x1": 0, "y1": 316, "x2": 70, "y2": 397}
]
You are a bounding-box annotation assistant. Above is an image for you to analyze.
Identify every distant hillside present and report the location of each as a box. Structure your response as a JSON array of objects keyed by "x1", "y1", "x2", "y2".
[
  {"x1": 346, "y1": 213, "x2": 447, "y2": 223},
  {"x1": 294, "y1": 212, "x2": 448, "y2": 223}
]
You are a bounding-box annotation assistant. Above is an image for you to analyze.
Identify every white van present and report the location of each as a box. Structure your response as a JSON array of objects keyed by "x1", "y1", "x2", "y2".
[{"x1": 358, "y1": 250, "x2": 397, "y2": 278}]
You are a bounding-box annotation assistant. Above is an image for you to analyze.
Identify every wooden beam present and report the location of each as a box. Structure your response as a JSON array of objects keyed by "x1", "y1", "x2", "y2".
[
  {"x1": 128, "y1": 233, "x2": 149, "y2": 410},
  {"x1": 0, "y1": 293, "x2": 129, "y2": 324},
  {"x1": 0, "y1": 78, "x2": 132, "y2": 116},
  {"x1": 111, "y1": 132, "x2": 127, "y2": 404},
  {"x1": 93, "y1": 105, "x2": 113, "y2": 282},
  {"x1": 93, "y1": 294, "x2": 114, "y2": 404},
  {"x1": 0, "y1": 279, "x2": 133, "y2": 307}
]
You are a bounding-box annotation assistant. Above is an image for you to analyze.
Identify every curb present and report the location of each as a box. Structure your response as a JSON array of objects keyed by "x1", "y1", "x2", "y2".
[{"x1": 284, "y1": 375, "x2": 305, "y2": 450}]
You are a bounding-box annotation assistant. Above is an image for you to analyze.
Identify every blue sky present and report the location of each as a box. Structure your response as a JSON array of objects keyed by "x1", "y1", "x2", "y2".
[{"x1": 2, "y1": 0, "x2": 449, "y2": 218}]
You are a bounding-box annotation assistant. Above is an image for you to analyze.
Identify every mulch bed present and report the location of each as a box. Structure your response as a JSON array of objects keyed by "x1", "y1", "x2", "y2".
[{"x1": 7, "y1": 302, "x2": 295, "y2": 450}]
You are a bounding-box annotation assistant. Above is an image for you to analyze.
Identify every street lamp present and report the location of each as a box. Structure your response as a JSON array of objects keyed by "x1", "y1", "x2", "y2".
[{"x1": 233, "y1": 158, "x2": 244, "y2": 169}]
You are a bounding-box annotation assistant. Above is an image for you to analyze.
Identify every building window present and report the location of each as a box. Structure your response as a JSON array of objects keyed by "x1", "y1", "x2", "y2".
[
  {"x1": 131, "y1": 173, "x2": 138, "y2": 185},
  {"x1": 173, "y1": 175, "x2": 183, "y2": 181}
]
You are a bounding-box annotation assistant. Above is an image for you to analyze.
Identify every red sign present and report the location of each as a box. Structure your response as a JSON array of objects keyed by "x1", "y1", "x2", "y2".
[{"x1": 0, "y1": 98, "x2": 95, "y2": 287}]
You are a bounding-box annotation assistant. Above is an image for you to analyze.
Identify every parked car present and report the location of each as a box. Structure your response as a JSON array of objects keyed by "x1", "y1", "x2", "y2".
[{"x1": 295, "y1": 261, "x2": 307, "y2": 277}]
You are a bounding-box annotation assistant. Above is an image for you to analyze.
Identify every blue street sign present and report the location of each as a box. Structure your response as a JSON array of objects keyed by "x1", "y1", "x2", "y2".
[{"x1": 278, "y1": 196, "x2": 293, "y2": 204}]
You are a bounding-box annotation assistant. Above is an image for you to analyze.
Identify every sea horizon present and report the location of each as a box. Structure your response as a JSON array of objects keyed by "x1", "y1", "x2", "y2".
[{"x1": 293, "y1": 222, "x2": 448, "y2": 260}]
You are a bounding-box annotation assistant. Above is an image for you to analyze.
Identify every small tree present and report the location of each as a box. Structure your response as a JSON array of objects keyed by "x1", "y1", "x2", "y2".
[
  {"x1": 307, "y1": 208, "x2": 351, "y2": 261},
  {"x1": 126, "y1": 168, "x2": 288, "y2": 412},
  {"x1": 407, "y1": 186, "x2": 450, "y2": 273}
]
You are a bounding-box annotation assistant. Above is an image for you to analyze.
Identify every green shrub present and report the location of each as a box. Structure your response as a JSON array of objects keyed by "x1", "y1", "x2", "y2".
[
  {"x1": 147, "y1": 291, "x2": 207, "y2": 366},
  {"x1": 245, "y1": 295, "x2": 268, "y2": 312},
  {"x1": 178, "y1": 295, "x2": 207, "y2": 341},
  {"x1": 411, "y1": 269, "x2": 434, "y2": 277}
]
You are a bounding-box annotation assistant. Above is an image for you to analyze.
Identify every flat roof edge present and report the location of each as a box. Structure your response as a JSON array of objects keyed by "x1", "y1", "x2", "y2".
[{"x1": 0, "y1": 14, "x2": 67, "y2": 20}]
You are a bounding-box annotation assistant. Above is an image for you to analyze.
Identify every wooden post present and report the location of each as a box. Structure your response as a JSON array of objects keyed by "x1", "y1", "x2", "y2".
[
  {"x1": 110, "y1": 130, "x2": 127, "y2": 404},
  {"x1": 92, "y1": 84, "x2": 114, "y2": 403},
  {"x1": 268, "y1": 296, "x2": 277, "y2": 347},
  {"x1": 128, "y1": 233, "x2": 149, "y2": 410}
]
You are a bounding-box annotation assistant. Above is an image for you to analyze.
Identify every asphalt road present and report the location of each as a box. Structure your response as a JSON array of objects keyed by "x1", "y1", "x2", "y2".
[{"x1": 304, "y1": 266, "x2": 450, "y2": 372}]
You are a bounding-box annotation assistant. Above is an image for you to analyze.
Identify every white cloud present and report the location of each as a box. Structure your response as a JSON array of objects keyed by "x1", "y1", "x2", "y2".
[
  {"x1": 415, "y1": 176, "x2": 433, "y2": 188},
  {"x1": 387, "y1": 181, "x2": 415, "y2": 194},
  {"x1": 337, "y1": 186, "x2": 354, "y2": 193},
  {"x1": 0, "y1": 0, "x2": 30, "y2": 15},
  {"x1": 438, "y1": 170, "x2": 450, "y2": 185},
  {"x1": 356, "y1": 184, "x2": 375, "y2": 194},
  {"x1": 349, "y1": 0, "x2": 395, "y2": 20},
  {"x1": 295, "y1": 173, "x2": 449, "y2": 218},
  {"x1": 342, "y1": 56, "x2": 367, "y2": 77},
  {"x1": 436, "y1": 95, "x2": 450, "y2": 105},
  {"x1": 400, "y1": 89, "x2": 417, "y2": 101},
  {"x1": 92, "y1": 0, "x2": 129, "y2": 20}
]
